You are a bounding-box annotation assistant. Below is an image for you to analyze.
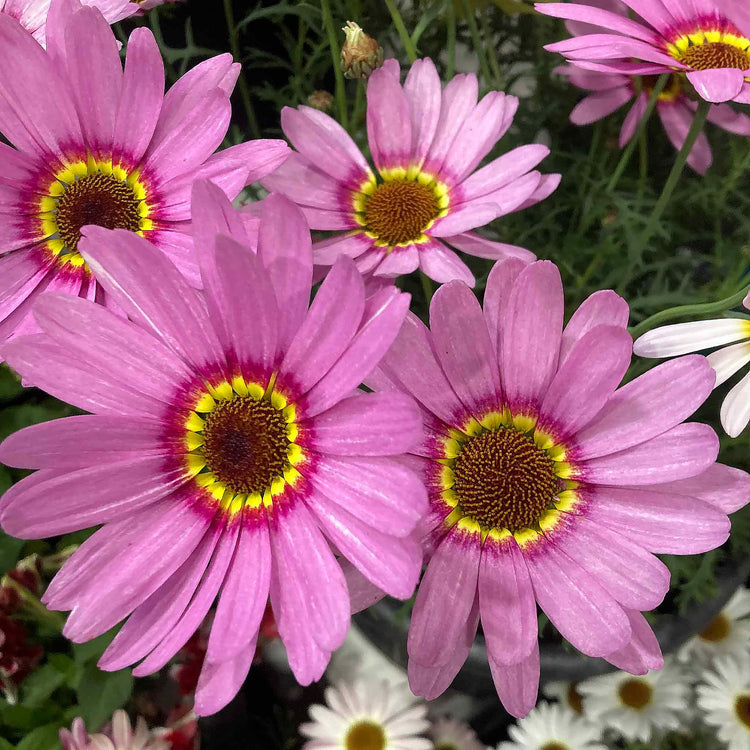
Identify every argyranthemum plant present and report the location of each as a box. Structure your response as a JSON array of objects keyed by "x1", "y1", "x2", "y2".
[
  {"x1": 537, "y1": 0, "x2": 750, "y2": 104},
  {"x1": 264, "y1": 57, "x2": 558, "y2": 286},
  {"x1": 0, "y1": 182, "x2": 427, "y2": 716},
  {"x1": 0, "y1": 0, "x2": 288, "y2": 344},
  {"x1": 553, "y1": 0, "x2": 750, "y2": 174},
  {"x1": 0, "y1": 0, "x2": 137, "y2": 46},
  {"x1": 60, "y1": 710, "x2": 169, "y2": 750},
  {"x1": 369, "y1": 258, "x2": 748, "y2": 717}
]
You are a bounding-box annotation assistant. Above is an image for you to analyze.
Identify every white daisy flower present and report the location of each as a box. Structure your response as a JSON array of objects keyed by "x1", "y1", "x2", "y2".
[
  {"x1": 633, "y1": 307, "x2": 750, "y2": 437},
  {"x1": 428, "y1": 717, "x2": 485, "y2": 750},
  {"x1": 577, "y1": 663, "x2": 690, "y2": 743},
  {"x1": 697, "y1": 651, "x2": 750, "y2": 750},
  {"x1": 497, "y1": 701, "x2": 605, "y2": 750},
  {"x1": 543, "y1": 682, "x2": 585, "y2": 715},
  {"x1": 680, "y1": 588, "x2": 750, "y2": 668},
  {"x1": 299, "y1": 679, "x2": 431, "y2": 750}
]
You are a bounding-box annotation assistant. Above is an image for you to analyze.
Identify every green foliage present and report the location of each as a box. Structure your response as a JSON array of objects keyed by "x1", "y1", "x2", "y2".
[{"x1": 75, "y1": 664, "x2": 133, "y2": 733}]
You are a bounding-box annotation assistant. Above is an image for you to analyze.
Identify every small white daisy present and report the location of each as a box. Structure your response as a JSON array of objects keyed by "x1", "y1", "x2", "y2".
[
  {"x1": 497, "y1": 701, "x2": 606, "y2": 750},
  {"x1": 543, "y1": 682, "x2": 585, "y2": 715},
  {"x1": 634, "y1": 306, "x2": 750, "y2": 437},
  {"x1": 680, "y1": 588, "x2": 750, "y2": 668},
  {"x1": 577, "y1": 664, "x2": 690, "y2": 744},
  {"x1": 697, "y1": 651, "x2": 750, "y2": 750},
  {"x1": 428, "y1": 717, "x2": 485, "y2": 750},
  {"x1": 299, "y1": 679, "x2": 431, "y2": 750}
]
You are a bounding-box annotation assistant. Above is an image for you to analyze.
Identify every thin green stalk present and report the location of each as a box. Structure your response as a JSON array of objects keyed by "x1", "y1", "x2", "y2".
[
  {"x1": 606, "y1": 74, "x2": 668, "y2": 193},
  {"x1": 223, "y1": 0, "x2": 261, "y2": 139},
  {"x1": 350, "y1": 79, "x2": 367, "y2": 134},
  {"x1": 446, "y1": 1, "x2": 456, "y2": 79},
  {"x1": 2, "y1": 575, "x2": 66, "y2": 631},
  {"x1": 637, "y1": 126, "x2": 648, "y2": 198},
  {"x1": 384, "y1": 0, "x2": 418, "y2": 62},
  {"x1": 629, "y1": 282, "x2": 750, "y2": 340},
  {"x1": 462, "y1": 0, "x2": 492, "y2": 87},
  {"x1": 481, "y1": 11, "x2": 503, "y2": 89},
  {"x1": 321, "y1": 0, "x2": 348, "y2": 129},
  {"x1": 573, "y1": 121, "x2": 603, "y2": 234},
  {"x1": 630, "y1": 98, "x2": 711, "y2": 259}
]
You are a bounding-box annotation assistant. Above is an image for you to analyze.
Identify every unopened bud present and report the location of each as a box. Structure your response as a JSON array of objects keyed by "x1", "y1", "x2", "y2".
[
  {"x1": 307, "y1": 90, "x2": 334, "y2": 111},
  {"x1": 341, "y1": 21, "x2": 384, "y2": 79}
]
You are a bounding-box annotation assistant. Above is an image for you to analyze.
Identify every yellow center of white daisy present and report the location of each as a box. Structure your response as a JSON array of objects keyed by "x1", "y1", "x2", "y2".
[
  {"x1": 667, "y1": 29, "x2": 750, "y2": 71},
  {"x1": 699, "y1": 612, "x2": 731, "y2": 642},
  {"x1": 183, "y1": 376, "x2": 304, "y2": 514},
  {"x1": 353, "y1": 167, "x2": 449, "y2": 249},
  {"x1": 735, "y1": 694, "x2": 750, "y2": 730},
  {"x1": 540, "y1": 743, "x2": 570, "y2": 750},
  {"x1": 567, "y1": 682, "x2": 584, "y2": 714},
  {"x1": 38, "y1": 158, "x2": 152, "y2": 267},
  {"x1": 618, "y1": 678, "x2": 653, "y2": 710},
  {"x1": 439, "y1": 412, "x2": 573, "y2": 541},
  {"x1": 345, "y1": 720, "x2": 386, "y2": 750}
]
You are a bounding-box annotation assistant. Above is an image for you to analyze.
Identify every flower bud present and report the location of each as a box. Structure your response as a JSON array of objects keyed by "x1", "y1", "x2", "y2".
[
  {"x1": 307, "y1": 90, "x2": 334, "y2": 111},
  {"x1": 341, "y1": 21, "x2": 384, "y2": 79}
]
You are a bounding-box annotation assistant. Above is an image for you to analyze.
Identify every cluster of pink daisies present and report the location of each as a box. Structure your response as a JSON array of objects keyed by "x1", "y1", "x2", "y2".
[{"x1": 0, "y1": 0, "x2": 748, "y2": 728}]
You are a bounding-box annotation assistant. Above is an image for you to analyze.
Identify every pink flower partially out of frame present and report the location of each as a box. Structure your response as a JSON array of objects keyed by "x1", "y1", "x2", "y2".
[
  {"x1": 264, "y1": 57, "x2": 560, "y2": 287},
  {"x1": 0, "y1": 0, "x2": 288, "y2": 346},
  {"x1": 555, "y1": 0, "x2": 750, "y2": 174},
  {"x1": 536, "y1": 0, "x2": 750, "y2": 105},
  {"x1": 0, "y1": 182, "x2": 427, "y2": 716},
  {"x1": 0, "y1": 0, "x2": 138, "y2": 46},
  {"x1": 370, "y1": 259, "x2": 748, "y2": 717}
]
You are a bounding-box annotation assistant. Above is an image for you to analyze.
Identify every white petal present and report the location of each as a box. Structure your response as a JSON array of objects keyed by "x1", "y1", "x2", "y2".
[
  {"x1": 634, "y1": 319, "x2": 750, "y2": 357},
  {"x1": 720, "y1": 368, "x2": 750, "y2": 437},
  {"x1": 707, "y1": 341, "x2": 750, "y2": 387}
]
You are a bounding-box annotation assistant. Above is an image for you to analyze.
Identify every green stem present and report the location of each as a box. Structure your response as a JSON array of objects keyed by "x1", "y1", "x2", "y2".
[
  {"x1": 629, "y1": 283, "x2": 750, "y2": 340},
  {"x1": 223, "y1": 0, "x2": 261, "y2": 139},
  {"x1": 384, "y1": 0, "x2": 418, "y2": 62},
  {"x1": 321, "y1": 0, "x2": 349, "y2": 129},
  {"x1": 462, "y1": 0, "x2": 492, "y2": 87},
  {"x1": 420, "y1": 272, "x2": 434, "y2": 306},
  {"x1": 629, "y1": 98, "x2": 711, "y2": 260},
  {"x1": 446, "y1": 1, "x2": 456, "y2": 79},
  {"x1": 350, "y1": 79, "x2": 367, "y2": 135},
  {"x1": 606, "y1": 74, "x2": 669, "y2": 194},
  {"x1": 481, "y1": 12, "x2": 503, "y2": 89},
  {"x1": 637, "y1": 126, "x2": 648, "y2": 198},
  {"x1": 2, "y1": 575, "x2": 66, "y2": 631}
]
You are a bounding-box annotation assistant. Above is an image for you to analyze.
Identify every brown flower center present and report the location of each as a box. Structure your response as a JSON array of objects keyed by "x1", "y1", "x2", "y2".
[
  {"x1": 364, "y1": 179, "x2": 440, "y2": 246},
  {"x1": 699, "y1": 613, "x2": 731, "y2": 642},
  {"x1": 541, "y1": 744, "x2": 569, "y2": 750},
  {"x1": 567, "y1": 682, "x2": 584, "y2": 714},
  {"x1": 202, "y1": 397, "x2": 289, "y2": 495},
  {"x1": 735, "y1": 694, "x2": 750, "y2": 729},
  {"x1": 345, "y1": 720, "x2": 386, "y2": 750},
  {"x1": 618, "y1": 679, "x2": 653, "y2": 710},
  {"x1": 55, "y1": 173, "x2": 142, "y2": 254},
  {"x1": 452, "y1": 429, "x2": 560, "y2": 532},
  {"x1": 680, "y1": 42, "x2": 750, "y2": 71}
]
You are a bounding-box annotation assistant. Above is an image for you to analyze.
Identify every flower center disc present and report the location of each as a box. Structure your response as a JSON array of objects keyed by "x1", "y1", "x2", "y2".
[
  {"x1": 202, "y1": 397, "x2": 289, "y2": 495},
  {"x1": 618, "y1": 679, "x2": 653, "y2": 710},
  {"x1": 540, "y1": 744, "x2": 569, "y2": 750},
  {"x1": 55, "y1": 173, "x2": 142, "y2": 253},
  {"x1": 452, "y1": 429, "x2": 559, "y2": 532},
  {"x1": 735, "y1": 694, "x2": 750, "y2": 729},
  {"x1": 567, "y1": 682, "x2": 584, "y2": 714},
  {"x1": 699, "y1": 613, "x2": 731, "y2": 642},
  {"x1": 345, "y1": 720, "x2": 386, "y2": 750},
  {"x1": 364, "y1": 179, "x2": 440, "y2": 246},
  {"x1": 680, "y1": 41, "x2": 750, "y2": 71}
]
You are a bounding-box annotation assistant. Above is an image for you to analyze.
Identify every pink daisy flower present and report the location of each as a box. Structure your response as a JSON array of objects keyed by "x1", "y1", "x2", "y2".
[
  {"x1": 0, "y1": 0, "x2": 137, "y2": 46},
  {"x1": 536, "y1": 0, "x2": 750, "y2": 104},
  {"x1": 370, "y1": 259, "x2": 748, "y2": 717},
  {"x1": 0, "y1": 0, "x2": 288, "y2": 344},
  {"x1": 0, "y1": 182, "x2": 427, "y2": 716},
  {"x1": 263, "y1": 57, "x2": 559, "y2": 287},
  {"x1": 555, "y1": 0, "x2": 750, "y2": 174},
  {"x1": 61, "y1": 710, "x2": 169, "y2": 750}
]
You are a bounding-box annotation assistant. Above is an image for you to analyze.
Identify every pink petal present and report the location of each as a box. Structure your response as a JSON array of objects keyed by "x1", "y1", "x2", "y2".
[
  {"x1": 479, "y1": 534, "x2": 537, "y2": 666},
  {"x1": 524, "y1": 537, "x2": 631, "y2": 656},
  {"x1": 488, "y1": 644, "x2": 539, "y2": 719},
  {"x1": 366, "y1": 64, "x2": 411, "y2": 171},
  {"x1": 373, "y1": 245, "x2": 420, "y2": 277},
  {"x1": 308, "y1": 454, "x2": 428, "y2": 538},
  {"x1": 418, "y1": 239, "x2": 475, "y2": 286},
  {"x1": 578, "y1": 484, "x2": 730, "y2": 554},
  {"x1": 262, "y1": 151, "x2": 349, "y2": 210},
  {"x1": 501, "y1": 261, "x2": 564, "y2": 415},
  {"x1": 571, "y1": 86, "x2": 632, "y2": 124},
  {"x1": 604, "y1": 609, "x2": 663, "y2": 674},
  {"x1": 620, "y1": 92, "x2": 648, "y2": 146},
  {"x1": 560, "y1": 289, "x2": 630, "y2": 364},
  {"x1": 195, "y1": 647, "x2": 255, "y2": 717},
  {"x1": 658, "y1": 99, "x2": 712, "y2": 174},
  {"x1": 429, "y1": 202, "x2": 499, "y2": 237},
  {"x1": 444, "y1": 232, "x2": 535, "y2": 263},
  {"x1": 407, "y1": 524, "x2": 480, "y2": 667},
  {"x1": 403, "y1": 57, "x2": 441, "y2": 168},
  {"x1": 687, "y1": 68, "x2": 745, "y2": 104},
  {"x1": 578, "y1": 422, "x2": 719, "y2": 485},
  {"x1": 306, "y1": 392, "x2": 423, "y2": 456},
  {"x1": 484, "y1": 258, "x2": 528, "y2": 362},
  {"x1": 537, "y1": 3, "x2": 663, "y2": 43},
  {"x1": 574, "y1": 355, "x2": 716, "y2": 459}
]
